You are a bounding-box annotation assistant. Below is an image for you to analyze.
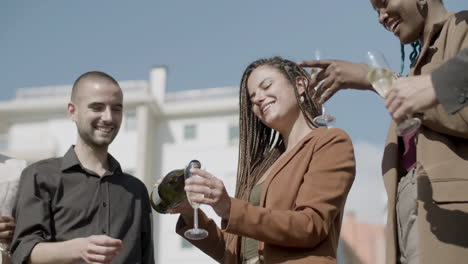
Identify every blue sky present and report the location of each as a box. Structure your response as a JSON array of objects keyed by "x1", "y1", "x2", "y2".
[
  {"x1": 2, "y1": 1, "x2": 467, "y2": 223},
  {"x1": 3, "y1": 0, "x2": 466, "y2": 145}
]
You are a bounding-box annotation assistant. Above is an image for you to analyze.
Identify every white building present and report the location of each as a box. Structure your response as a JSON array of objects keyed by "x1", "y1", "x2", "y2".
[
  {"x1": 0, "y1": 67, "x2": 239, "y2": 264},
  {"x1": 0, "y1": 67, "x2": 364, "y2": 264}
]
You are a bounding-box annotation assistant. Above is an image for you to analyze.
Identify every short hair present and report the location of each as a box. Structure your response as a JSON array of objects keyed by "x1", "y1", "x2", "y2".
[{"x1": 71, "y1": 71, "x2": 119, "y2": 102}]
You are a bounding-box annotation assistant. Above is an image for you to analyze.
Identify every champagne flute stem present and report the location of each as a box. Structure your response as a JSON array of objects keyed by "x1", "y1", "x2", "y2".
[
  {"x1": 193, "y1": 208, "x2": 199, "y2": 230},
  {"x1": 321, "y1": 104, "x2": 326, "y2": 116}
]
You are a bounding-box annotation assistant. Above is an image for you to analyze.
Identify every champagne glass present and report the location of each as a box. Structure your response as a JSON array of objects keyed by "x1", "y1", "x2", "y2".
[
  {"x1": 366, "y1": 50, "x2": 421, "y2": 136},
  {"x1": 311, "y1": 49, "x2": 336, "y2": 127},
  {"x1": 183, "y1": 160, "x2": 208, "y2": 240},
  {"x1": 0, "y1": 182, "x2": 13, "y2": 261},
  {"x1": 0, "y1": 216, "x2": 12, "y2": 262}
]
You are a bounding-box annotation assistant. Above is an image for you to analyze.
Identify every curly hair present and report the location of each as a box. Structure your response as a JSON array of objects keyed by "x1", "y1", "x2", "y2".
[{"x1": 235, "y1": 56, "x2": 321, "y2": 200}]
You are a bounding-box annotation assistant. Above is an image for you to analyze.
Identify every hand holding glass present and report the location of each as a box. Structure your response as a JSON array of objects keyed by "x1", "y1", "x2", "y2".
[
  {"x1": 0, "y1": 183, "x2": 15, "y2": 259},
  {"x1": 183, "y1": 160, "x2": 209, "y2": 240},
  {"x1": 366, "y1": 51, "x2": 421, "y2": 136},
  {"x1": 0, "y1": 216, "x2": 12, "y2": 260},
  {"x1": 311, "y1": 49, "x2": 336, "y2": 127}
]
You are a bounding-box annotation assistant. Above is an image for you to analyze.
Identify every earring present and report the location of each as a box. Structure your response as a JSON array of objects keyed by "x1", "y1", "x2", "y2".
[
  {"x1": 300, "y1": 95, "x2": 305, "y2": 103},
  {"x1": 417, "y1": 0, "x2": 427, "y2": 9}
]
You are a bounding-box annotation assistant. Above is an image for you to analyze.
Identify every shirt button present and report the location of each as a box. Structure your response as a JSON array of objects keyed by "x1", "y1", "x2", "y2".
[
  {"x1": 103, "y1": 230, "x2": 107, "y2": 234},
  {"x1": 103, "y1": 202, "x2": 107, "y2": 207}
]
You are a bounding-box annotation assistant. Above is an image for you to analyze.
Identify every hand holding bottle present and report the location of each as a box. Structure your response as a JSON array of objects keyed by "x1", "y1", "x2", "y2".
[
  {"x1": 150, "y1": 169, "x2": 189, "y2": 214},
  {"x1": 153, "y1": 178, "x2": 192, "y2": 216}
]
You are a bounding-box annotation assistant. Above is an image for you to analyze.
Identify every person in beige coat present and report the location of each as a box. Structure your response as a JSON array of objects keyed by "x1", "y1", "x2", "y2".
[
  {"x1": 299, "y1": 1, "x2": 468, "y2": 263},
  {"x1": 173, "y1": 57, "x2": 356, "y2": 263}
]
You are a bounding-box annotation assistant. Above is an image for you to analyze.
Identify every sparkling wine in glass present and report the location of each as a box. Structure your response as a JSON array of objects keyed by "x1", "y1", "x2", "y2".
[
  {"x1": 0, "y1": 183, "x2": 14, "y2": 261},
  {"x1": 0, "y1": 216, "x2": 12, "y2": 262},
  {"x1": 311, "y1": 49, "x2": 336, "y2": 127},
  {"x1": 365, "y1": 50, "x2": 421, "y2": 136},
  {"x1": 183, "y1": 160, "x2": 208, "y2": 240}
]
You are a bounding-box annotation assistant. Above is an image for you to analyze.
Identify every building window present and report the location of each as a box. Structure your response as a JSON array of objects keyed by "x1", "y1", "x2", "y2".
[
  {"x1": 228, "y1": 124, "x2": 239, "y2": 145},
  {"x1": 125, "y1": 112, "x2": 137, "y2": 131},
  {"x1": 184, "y1": 124, "x2": 197, "y2": 140},
  {"x1": 181, "y1": 238, "x2": 193, "y2": 249}
]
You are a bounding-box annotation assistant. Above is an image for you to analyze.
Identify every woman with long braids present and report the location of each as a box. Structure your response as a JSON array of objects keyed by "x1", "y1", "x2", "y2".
[
  {"x1": 299, "y1": 1, "x2": 468, "y2": 263},
  {"x1": 174, "y1": 57, "x2": 355, "y2": 264}
]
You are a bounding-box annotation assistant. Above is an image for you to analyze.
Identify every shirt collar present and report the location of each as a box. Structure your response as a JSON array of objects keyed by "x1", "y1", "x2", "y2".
[
  {"x1": 61, "y1": 146, "x2": 123, "y2": 175},
  {"x1": 107, "y1": 152, "x2": 123, "y2": 174}
]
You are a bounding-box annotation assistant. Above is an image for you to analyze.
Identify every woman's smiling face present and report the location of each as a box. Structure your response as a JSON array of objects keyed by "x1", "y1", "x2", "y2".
[
  {"x1": 370, "y1": 0, "x2": 426, "y2": 44},
  {"x1": 247, "y1": 65, "x2": 302, "y2": 130}
]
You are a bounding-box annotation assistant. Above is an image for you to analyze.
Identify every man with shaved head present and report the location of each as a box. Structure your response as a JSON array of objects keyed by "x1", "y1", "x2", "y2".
[{"x1": 10, "y1": 72, "x2": 155, "y2": 264}]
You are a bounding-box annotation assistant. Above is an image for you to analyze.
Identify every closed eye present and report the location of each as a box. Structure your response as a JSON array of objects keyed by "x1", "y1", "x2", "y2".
[
  {"x1": 89, "y1": 103, "x2": 105, "y2": 112},
  {"x1": 112, "y1": 105, "x2": 123, "y2": 112}
]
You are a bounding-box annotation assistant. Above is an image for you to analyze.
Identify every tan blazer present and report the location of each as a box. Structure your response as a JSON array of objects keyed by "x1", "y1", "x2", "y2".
[
  {"x1": 177, "y1": 128, "x2": 355, "y2": 263},
  {"x1": 383, "y1": 11, "x2": 468, "y2": 264}
]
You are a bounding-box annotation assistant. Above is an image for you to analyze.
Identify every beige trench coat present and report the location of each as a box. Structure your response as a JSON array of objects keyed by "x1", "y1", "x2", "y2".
[
  {"x1": 383, "y1": 11, "x2": 468, "y2": 264},
  {"x1": 177, "y1": 128, "x2": 355, "y2": 263}
]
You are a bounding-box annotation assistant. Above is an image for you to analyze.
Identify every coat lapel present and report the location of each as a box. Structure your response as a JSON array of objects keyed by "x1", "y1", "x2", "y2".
[
  {"x1": 411, "y1": 12, "x2": 454, "y2": 75},
  {"x1": 259, "y1": 128, "x2": 324, "y2": 207}
]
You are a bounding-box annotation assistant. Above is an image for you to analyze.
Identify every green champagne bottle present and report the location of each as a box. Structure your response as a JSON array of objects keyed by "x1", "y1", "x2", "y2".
[{"x1": 151, "y1": 160, "x2": 201, "y2": 214}]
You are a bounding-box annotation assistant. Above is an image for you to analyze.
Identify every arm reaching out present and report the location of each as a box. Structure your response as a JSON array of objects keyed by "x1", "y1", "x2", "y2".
[{"x1": 298, "y1": 59, "x2": 374, "y2": 103}]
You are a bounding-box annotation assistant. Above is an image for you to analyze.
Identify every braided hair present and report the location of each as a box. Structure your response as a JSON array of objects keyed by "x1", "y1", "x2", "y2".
[
  {"x1": 235, "y1": 56, "x2": 321, "y2": 200},
  {"x1": 399, "y1": 41, "x2": 422, "y2": 75}
]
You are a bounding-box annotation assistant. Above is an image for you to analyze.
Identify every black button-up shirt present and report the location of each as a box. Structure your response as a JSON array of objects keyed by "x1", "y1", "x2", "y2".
[{"x1": 11, "y1": 147, "x2": 154, "y2": 264}]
